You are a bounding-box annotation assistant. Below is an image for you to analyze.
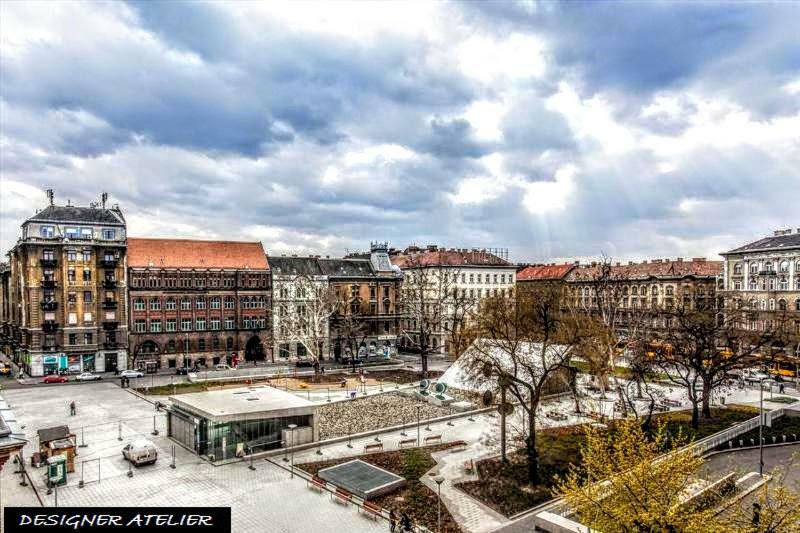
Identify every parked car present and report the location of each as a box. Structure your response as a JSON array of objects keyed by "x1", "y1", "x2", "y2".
[
  {"x1": 76, "y1": 372, "x2": 102, "y2": 381},
  {"x1": 295, "y1": 359, "x2": 314, "y2": 368},
  {"x1": 175, "y1": 367, "x2": 190, "y2": 375},
  {"x1": 122, "y1": 439, "x2": 158, "y2": 466},
  {"x1": 67, "y1": 364, "x2": 81, "y2": 374},
  {"x1": 41, "y1": 375, "x2": 69, "y2": 384},
  {"x1": 214, "y1": 364, "x2": 233, "y2": 371},
  {"x1": 120, "y1": 369, "x2": 144, "y2": 379}
]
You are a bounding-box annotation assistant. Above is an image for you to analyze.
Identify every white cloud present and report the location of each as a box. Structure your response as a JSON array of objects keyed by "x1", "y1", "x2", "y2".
[
  {"x1": 456, "y1": 33, "x2": 546, "y2": 83},
  {"x1": 522, "y1": 164, "x2": 576, "y2": 215}
]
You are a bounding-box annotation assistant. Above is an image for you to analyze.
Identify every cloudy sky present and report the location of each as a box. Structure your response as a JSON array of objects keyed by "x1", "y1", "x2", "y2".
[{"x1": 1, "y1": 1, "x2": 798, "y2": 263}]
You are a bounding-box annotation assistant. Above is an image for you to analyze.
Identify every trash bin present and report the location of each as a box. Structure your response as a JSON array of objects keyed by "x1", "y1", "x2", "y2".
[{"x1": 46, "y1": 455, "x2": 67, "y2": 486}]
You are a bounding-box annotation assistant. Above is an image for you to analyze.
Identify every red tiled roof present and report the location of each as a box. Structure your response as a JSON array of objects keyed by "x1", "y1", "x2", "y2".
[
  {"x1": 391, "y1": 249, "x2": 510, "y2": 268},
  {"x1": 517, "y1": 264, "x2": 575, "y2": 281},
  {"x1": 128, "y1": 238, "x2": 268, "y2": 270},
  {"x1": 565, "y1": 259, "x2": 722, "y2": 282}
]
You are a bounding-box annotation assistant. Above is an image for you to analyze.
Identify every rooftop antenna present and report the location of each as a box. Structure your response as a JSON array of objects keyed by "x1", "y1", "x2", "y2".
[
  {"x1": 46, "y1": 189, "x2": 54, "y2": 206},
  {"x1": 101, "y1": 192, "x2": 108, "y2": 209}
]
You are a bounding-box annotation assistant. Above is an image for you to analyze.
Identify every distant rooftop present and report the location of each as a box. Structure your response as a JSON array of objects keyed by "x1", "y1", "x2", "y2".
[
  {"x1": 565, "y1": 258, "x2": 722, "y2": 282},
  {"x1": 517, "y1": 263, "x2": 575, "y2": 281},
  {"x1": 128, "y1": 238, "x2": 268, "y2": 270},
  {"x1": 724, "y1": 230, "x2": 800, "y2": 255},
  {"x1": 391, "y1": 245, "x2": 511, "y2": 268},
  {"x1": 169, "y1": 385, "x2": 315, "y2": 423},
  {"x1": 26, "y1": 205, "x2": 125, "y2": 226}
]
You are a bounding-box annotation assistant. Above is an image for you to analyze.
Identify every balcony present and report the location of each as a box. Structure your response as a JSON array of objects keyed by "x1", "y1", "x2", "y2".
[
  {"x1": 100, "y1": 257, "x2": 119, "y2": 268},
  {"x1": 102, "y1": 300, "x2": 118, "y2": 309},
  {"x1": 40, "y1": 301, "x2": 58, "y2": 311},
  {"x1": 102, "y1": 279, "x2": 117, "y2": 289},
  {"x1": 759, "y1": 270, "x2": 777, "y2": 276},
  {"x1": 102, "y1": 321, "x2": 119, "y2": 330},
  {"x1": 41, "y1": 279, "x2": 57, "y2": 289},
  {"x1": 42, "y1": 320, "x2": 59, "y2": 333},
  {"x1": 39, "y1": 258, "x2": 58, "y2": 268}
]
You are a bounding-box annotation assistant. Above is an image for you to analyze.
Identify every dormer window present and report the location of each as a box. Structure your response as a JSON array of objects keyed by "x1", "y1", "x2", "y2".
[
  {"x1": 40, "y1": 226, "x2": 55, "y2": 238},
  {"x1": 102, "y1": 229, "x2": 116, "y2": 240}
]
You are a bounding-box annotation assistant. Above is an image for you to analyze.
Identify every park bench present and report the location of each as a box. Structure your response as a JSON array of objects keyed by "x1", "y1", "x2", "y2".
[
  {"x1": 332, "y1": 487, "x2": 352, "y2": 506},
  {"x1": 398, "y1": 438, "x2": 416, "y2": 449},
  {"x1": 359, "y1": 501, "x2": 383, "y2": 521},
  {"x1": 424, "y1": 434, "x2": 442, "y2": 445},
  {"x1": 364, "y1": 442, "x2": 384, "y2": 454},
  {"x1": 307, "y1": 476, "x2": 326, "y2": 493},
  {"x1": 464, "y1": 459, "x2": 475, "y2": 474}
]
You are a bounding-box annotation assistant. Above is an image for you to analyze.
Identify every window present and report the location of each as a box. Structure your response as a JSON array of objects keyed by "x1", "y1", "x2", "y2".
[
  {"x1": 69, "y1": 333, "x2": 78, "y2": 345},
  {"x1": 778, "y1": 299, "x2": 787, "y2": 311},
  {"x1": 166, "y1": 319, "x2": 177, "y2": 332},
  {"x1": 181, "y1": 318, "x2": 192, "y2": 331},
  {"x1": 80, "y1": 228, "x2": 92, "y2": 240},
  {"x1": 134, "y1": 319, "x2": 146, "y2": 333},
  {"x1": 210, "y1": 317, "x2": 220, "y2": 330},
  {"x1": 68, "y1": 268, "x2": 76, "y2": 282},
  {"x1": 151, "y1": 320, "x2": 162, "y2": 333},
  {"x1": 196, "y1": 318, "x2": 206, "y2": 331},
  {"x1": 102, "y1": 228, "x2": 116, "y2": 240},
  {"x1": 224, "y1": 297, "x2": 235, "y2": 309},
  {"x1": 461, "y1": 274, "x2": 465, "y2": 283},
  {"x1": 196, "y1": 297, "x2": 205, "y2": 310},
  {"x1": 83, "y1": 291, "x2": 93, "y2": 303},
  {"x1": 279, "y1": 286, "x2": 289, "y2": 299},
  {"x1": 469, "y1": 274, "x2": 474, "y2": 284},
  {"x1": 150, "y1": 298, "x2": 161, "y2": 310},
  {"x1": 733, "y1": 263, "x2": 742, "y2": 275},
  {"x1": 780, "y1": 278, "x2": 788, "y2": 290},
  {"x1": 198, "y1": 339, "x2": 206, "y2": 351},
  {"x1": 779, "y1": 261, "x2": 789, "y2": 273},
  {"x1": 65, "y1": 227, "x2": 80, "y2": 239},
  {"x1": 210, "y1": 297, "x2": 221, "y2": 309},
  {"x1": 67, "y1": 250, "x2": 77, "y2": 261},
  {"x1": 40, "y1": 226, "x2": 55, "y2": 238},
  {"x1": 68, "y1": 292, "x2": 77, "y2": 305},
  {"x1": 83, "y1": 312, "x2": 93, "y2": 323},
  {"x1": 83, "y1": 268, "x2": 91, "y2": 281},
  {"x1": 82, "y1": 251, "x2": 92, "y2": 262},
  {"x1": 212, "y1": 337, "x2": 220, "y2": 350},
  {"x1": 134, "y1": 298, "x2": 145, "y2": 311},
  {"x1": 225, "y1": 317, "x2": 235, "y2": 330},
  {"x1": 750, "y1": 263, "x2": 758, "y2": 274},
  {"x1": 181, "y1": 298, "x2": 191, "y2": 310},
  {"x1": 165, "y1": 298, "x2": 176, "y2": 310},
  {"x1": 66, "y1": 312, "x2": 77, "y2": 325},
  {"x1": 84, "y1": 333, "x2": 93, "y2": 345},
  {"x1": 167, "y1": 340, "x2": 176, "y2": 352}
]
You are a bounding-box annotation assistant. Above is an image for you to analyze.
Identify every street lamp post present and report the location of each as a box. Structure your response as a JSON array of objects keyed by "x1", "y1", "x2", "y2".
[
  {"x1": 416, "y1": 405, "x2": 422, "y2": 447},
  {"x1": 288, "y1": 424, "x2": 298, "y2": 478},
  {"x1": 433, "y1": 475, "x2": 445, "y2": 533},
  {"x1": 759, "y1": 377, "x2": 768, "y2": 476}
]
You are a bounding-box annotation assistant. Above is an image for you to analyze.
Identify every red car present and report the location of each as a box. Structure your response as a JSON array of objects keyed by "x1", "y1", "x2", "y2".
[{"x1": 41, "y1": 375, "x2": 69, "y2": 384}]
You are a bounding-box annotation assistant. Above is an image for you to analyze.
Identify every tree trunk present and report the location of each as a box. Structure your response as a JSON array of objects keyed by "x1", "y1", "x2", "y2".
[
  {"x1": 500, "y1": 385, "x2": 507, "y2": 464},
  {"x1": 690, "y1": 399, "x2": 700, "y2": 430},
  {"x1": 421, "y1": 353, "x2": 428, "y2": 379},
  {"x1": 527, "y1": 400, "x2": 540, "y2": 484},
  {"x1": 701, "y1": 379, "x2": 712, "y2": 419},
  {"x1": 636, "y1": 377, "x2": 642, "y2": 399}
]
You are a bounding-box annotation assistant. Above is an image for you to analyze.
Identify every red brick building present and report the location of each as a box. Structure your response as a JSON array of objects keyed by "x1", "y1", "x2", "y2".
[{"x1": 127, "y1": 238, "x2": 271, "y2": 370}]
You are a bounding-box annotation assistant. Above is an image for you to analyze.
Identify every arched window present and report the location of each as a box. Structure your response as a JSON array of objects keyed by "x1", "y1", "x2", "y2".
[
  {"x1": 778, "y1": 299, "x2": 787, "y2": 311},
  {"x1": 210, "y1": 297, "x2": 221, "y2": 309},
  {"x1": 165, "y1": 297, "x2": 176, "y2": 310},
  {"x1": 226, "y1": 337, "x2": 234, "y2": 350},
  {"x1": 780, "y1": 277, "x2": 788, "y2": 290},
  {"x1": 750, "y1": 263, "x2": 758, "y2": 274},
  {"x1": 764, "y1": 261, "x2": 773, "y2": 272},
  {"x1": 665, "y1": 286, "x2": 674, "y2": 296},
  {"x1": 181, "y1": 297, "x2": 191, "y2": 310},
  {"x1": 631, "y1": 286, "x2": 638, "y2": 296},
  {"x1": 779, "y1": 260, "x2": 789, "y2": 273},
  {"x1": 196, "y1": 297, "x2": 205, "y2": 309},
  {"x1": 733, "y1": 263, "x2": 742, "y2": 275},
  {"x1": 768, "y1": 299, "x2": 775, "y2": 311},
  {"x1": 134, "y1": 298, "x2": 145, "y2": 311},
  {"x1": 167, "y1": 339, "x2": 176, "y2": 352},
  {"x1": 150, "y1": 298, "x2": 161, "y2": 311},
  {"x1": 651, "y1": 286, "x2": 658, "y2": 295},
  {"x1": 768, "y1": 279, "x2": 776, "y2": 291}
]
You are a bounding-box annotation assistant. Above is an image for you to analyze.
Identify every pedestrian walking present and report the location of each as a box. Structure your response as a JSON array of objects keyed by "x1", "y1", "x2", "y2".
[
  {"x1": 400, "y1": 512, "x2": 412, "y2": 532},
  {"x1": 779, "y1": 383, "x2": 785, "y2": 394},
  {"x1": 388, "y1": 509, "x2": 397, "y2": 533},
  {"x1": 69, "y1": 401, "x2": 76, "y2": 416}
]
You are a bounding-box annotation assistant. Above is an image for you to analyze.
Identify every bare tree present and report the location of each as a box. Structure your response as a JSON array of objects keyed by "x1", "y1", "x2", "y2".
[
  {"x1": 461, "y1": 285, "x2": 587, "y2": 484},
  {"x1": 280, "y1": 274, "x2": 337, "y2": 377},
  {"x1": 399, "y1": 258, "x2": 465, "y2": 377},
  {"x1": 330, "y1": 292, "x2": 370, "y2": 373},
  {"x1": 655, "y1": 297, "x2": 786, "y2": 429}
]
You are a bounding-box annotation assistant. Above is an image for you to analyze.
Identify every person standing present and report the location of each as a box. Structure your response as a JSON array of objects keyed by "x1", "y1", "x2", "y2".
[
  {"x1": 69, "y1": 401, "x2": 76, "y2": 416},
  {"x1": 388, "y1": 509, "x2": 397, "y2": 533},
  {"x1": 400, "y1": 512, "x2": 412, "y2": 532}
]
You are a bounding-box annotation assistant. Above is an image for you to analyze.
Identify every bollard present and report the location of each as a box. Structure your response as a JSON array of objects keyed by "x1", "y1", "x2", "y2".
[
  {"x1": 739, "y1": 439, "x2": 744, "y2": 447},
  {"x1": 152, "y1": 415, "x2": 159, "y2": 436},
  {"x1": 750, "y1": 438, "x2": 755, "y2": 447},
  {"x1": 316, "y1": 442, "x2": 323, "y2": 455},
  {"x1": 79, "y1": 427, "x2": 87, "y2": 448},
  {"x1": 772, "y1": 436, "x2": 776, "y2": 444},
  {"x1": 127, "y1": 459, "x2": 133, "y2": 478},
  {"x1": 170, "y1": 445, "x2": 176, "y2": 469},
  {"x1": 447, "y1": 408, "x2": 454, "y2": 427},
  {"x1": 783, "y1": 435, "x2": 787, "y2": 443},
  {"x1": 728, "y1": 440, "x2": 733, "y2": 449},
  {"x1": 326, "y1": 388, "x2": 331, "y2": 403},
  {"x1": 79, "y1": 462, "x2": 85, "y2": 488},
  {"x1": 117, "y1": 421, "x2": 123, "y2": 441}
]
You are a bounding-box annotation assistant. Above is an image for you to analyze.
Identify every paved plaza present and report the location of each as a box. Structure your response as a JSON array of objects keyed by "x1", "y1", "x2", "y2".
[{"x1": 0, "y1": 383, "x2": 384, "y2": 533}]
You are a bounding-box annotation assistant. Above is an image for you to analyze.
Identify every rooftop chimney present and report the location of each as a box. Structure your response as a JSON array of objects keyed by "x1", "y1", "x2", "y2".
[{"x1": 677, "y1": 257, "x2": 683, "y2": 262}]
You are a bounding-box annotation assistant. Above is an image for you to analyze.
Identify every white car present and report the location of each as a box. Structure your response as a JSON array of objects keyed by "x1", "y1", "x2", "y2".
[
  {"x1": 120, "y1": 369, "x2": 144, "y2": 378},
  {"x1": 76, "y1": 372, "x2": 102, "y2": 381},
  {"x1": 741, "y1": 368, "x2": 770, "y2": 382},
  {"x1": 214, "y1": 364, "x2": 233, "y2": 371}
]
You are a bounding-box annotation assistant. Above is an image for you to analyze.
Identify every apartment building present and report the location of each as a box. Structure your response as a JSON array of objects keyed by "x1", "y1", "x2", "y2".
[
  {"x1": 5, "y1": 198, "x2": 129, "y2": 376},
  {"x1": 127, "y1": 238, "x2": 271, "y2": 370}
]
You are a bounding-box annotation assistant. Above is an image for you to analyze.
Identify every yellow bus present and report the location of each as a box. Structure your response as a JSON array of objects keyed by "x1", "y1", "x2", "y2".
[{"x1": 770, "y1": 360, "x2": 798, "y2": 379}]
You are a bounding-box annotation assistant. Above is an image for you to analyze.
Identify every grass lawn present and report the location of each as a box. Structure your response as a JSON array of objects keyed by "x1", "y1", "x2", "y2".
[
  {"x1": 724, "y1": 413, "x2": 800, "y2": 446},
  {"x1": 299, "y1": 443, "x2": 465, "y2": 533},
  {"x1": 455, "y1": 405, "x2": 759, "y2": 517}
]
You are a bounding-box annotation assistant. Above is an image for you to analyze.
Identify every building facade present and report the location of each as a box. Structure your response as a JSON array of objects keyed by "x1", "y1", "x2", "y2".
[
  {"x1": 127, "y1": 238, "x2": 271, "y2": 370},
  {"x1": 391, "y1": 246, "x2": 516, "y2": 355},
  {"x1": 5, "y1": 200, "x2": 129, "y2": 376},
  {"x1": 328, "y1": 243, "x2": 402, "y2": 360},
  {"x1": 564, "y1": 258, "x2": 722, "y2": 332},
  {"x1": 719, "y1": 230, "x2": 800, "y2": 365},
  {"x1": 270, "y1": 256, "x2": 329, "y2": 362}
]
